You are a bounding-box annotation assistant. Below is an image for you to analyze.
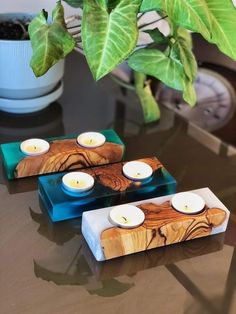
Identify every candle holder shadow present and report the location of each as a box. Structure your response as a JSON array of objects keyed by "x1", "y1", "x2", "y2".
[
  {"x1": 81, "y1": 188, "x2": 230, "y2": 261},
  {"x1": 38, "y1": 157, "x2": 177, "y2": 222},
  {"x1": 0, "y1": 129, "x2": 124, "y2": 180}
]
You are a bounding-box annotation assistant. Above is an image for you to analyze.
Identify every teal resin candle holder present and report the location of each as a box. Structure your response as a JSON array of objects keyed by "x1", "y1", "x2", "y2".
[
  {"x1": 0, "y1": 129, "x2": 125, "y2": 180},
  {"x1": 38, "y1": 157, "x2": 177, "y2": 222}
]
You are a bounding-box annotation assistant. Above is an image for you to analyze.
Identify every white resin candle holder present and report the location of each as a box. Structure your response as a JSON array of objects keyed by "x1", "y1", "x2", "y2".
[{"x1": 82, "y1": 188, "x2": 230, "y2": 261}]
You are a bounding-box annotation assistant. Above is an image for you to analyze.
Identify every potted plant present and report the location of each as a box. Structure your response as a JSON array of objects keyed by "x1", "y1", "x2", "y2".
[
  {"x1": 0, "y1": 12, "x2": 64, "y2": 114},
  {"x1": 28, "y1": 0, "x2": 236, "y2": 122}
]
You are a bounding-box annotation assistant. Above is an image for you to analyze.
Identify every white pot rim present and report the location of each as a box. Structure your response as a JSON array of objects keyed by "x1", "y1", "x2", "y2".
[
  {"x1": 0, "y1": 12, "x2": 35, "y2": 43},
  {"x1": 0, "y1": 12, "x2": 47, "y2": 43}
]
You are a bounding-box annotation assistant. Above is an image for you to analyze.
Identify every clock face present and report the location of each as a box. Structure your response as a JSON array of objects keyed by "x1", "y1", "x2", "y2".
[{"x1": 158, "y1": 68, "x2": 236, "y2": 132}]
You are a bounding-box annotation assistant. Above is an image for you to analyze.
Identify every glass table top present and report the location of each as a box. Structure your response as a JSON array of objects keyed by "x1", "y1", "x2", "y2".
[{"x1": 0, "y1": 52, "x2": 236, "y2": 314}]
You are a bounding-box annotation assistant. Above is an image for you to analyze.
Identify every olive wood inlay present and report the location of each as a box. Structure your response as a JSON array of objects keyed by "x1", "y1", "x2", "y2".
[
  {"x1": 85, "y1": 157, "x2": 162, "y2": 192},
  {"x1": 15, "y1": 140, "x2": 124, "y2": 178},
  {"x1": 101, "y1": 201, "x2": 227, "y2": 260}
]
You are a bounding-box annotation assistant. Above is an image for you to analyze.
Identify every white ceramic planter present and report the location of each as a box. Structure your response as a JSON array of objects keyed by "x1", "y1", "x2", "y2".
[{"x1": 0, "y1": 13, "x2": 64, "y2": 113}]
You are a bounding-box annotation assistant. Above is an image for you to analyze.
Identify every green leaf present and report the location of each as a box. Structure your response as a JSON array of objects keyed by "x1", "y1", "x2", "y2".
[
  {"x1": 82, "y1": 0, "x2": 141, "y2": 80},
  {"x1": 29, "y1": 2, "x2": 76, "y2": 76},
  {"x1": 172, "y1": 28, "x2": 197, "y2": 82},
  {"x1": 128, "y1": 44, "x2": 197, "y2": 107},
  {"x1": 141, "y1": 0, "x2": 236, "y2": 61},
  {"x1": 200, "y1": 0, "x2": 236, "y2": 60},
  {"x1": 171, "y1": 28, "x2": 197, "y2": 106},
  {"x1": 140, "y1": 0, "x2": 162, "y2": 12},
  {"x1": 144, "y1": 28, "x2": 167, "y2": 44},
  {"x1": 128, "y1": 48, "x2": 184, "y2": 91},
  {"x1": 63, "y1": 0, "x2": 83, "y2": 7},
  {"x1": 183, "y1": 79, "x2": 197, "y2": 107},
  {"x1": 134, "y1": 71, "x2": 160, "y2": 122}
]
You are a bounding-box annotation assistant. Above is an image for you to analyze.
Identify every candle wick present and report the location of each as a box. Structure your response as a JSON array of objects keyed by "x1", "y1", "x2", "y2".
[
  {"x1": 137, "y1": 172, "x2": 140, "y2": 176},
  {"x1": 77, "y1": 181, "x2": 79, "y2": 184},
  {"x1": 122, "y1": 216, "x2": 128, "y2": 223},
  {"x1": 34, "y1": 146, "x2": 37, "y2": 150}
]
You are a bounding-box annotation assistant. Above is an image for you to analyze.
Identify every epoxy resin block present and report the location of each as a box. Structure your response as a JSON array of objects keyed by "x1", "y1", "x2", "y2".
[
  {"x1": 0, "y1": 129, "x2": 125, "y2": 179},
  {"x1": 38, "y1": 157, "x2": 176, "y2": 222},
  {"x1": 82, "y1": 188, "x2": 230, "y2": 261}
]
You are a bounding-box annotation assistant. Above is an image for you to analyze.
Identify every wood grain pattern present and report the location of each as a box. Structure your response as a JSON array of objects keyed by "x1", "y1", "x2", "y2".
[
  {"x1": 85, "y1": 157, "x2": 163, "y2": 192},
  {"x1": 15, "y1": 140, "x2": 124, "y2": 178},
  {"x1": 83, "y1": 233, "x2": 224, "y2": 280},
  {"x1": 101, "y1": 201, "x2": 227, "y2": 260}
]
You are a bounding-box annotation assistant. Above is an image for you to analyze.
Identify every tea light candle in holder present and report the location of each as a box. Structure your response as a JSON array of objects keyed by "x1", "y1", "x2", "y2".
[
  {"x1": 171, "y1": 192, "x2": 206, "y2": 214},
  {"x1": 122, "y1": 161, "x2": 153, "y2": 181},
  {"x1": 20, "y1": 138, "x2": 50, "y2": 156},
  {"x1": 77, "y1": 132, "x2": 106, "y2": 148},
  {"x1": 62, "y1": 172, "x2": 95, "y2": 194},
  {"x1": 109, "y1": 204, "x2": 145, "y2": 229}
]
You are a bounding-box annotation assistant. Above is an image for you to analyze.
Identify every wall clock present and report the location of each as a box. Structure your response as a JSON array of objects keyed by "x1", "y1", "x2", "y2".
[{"x1": 158, "y1": 68, "x2": 236, "y2": 132}]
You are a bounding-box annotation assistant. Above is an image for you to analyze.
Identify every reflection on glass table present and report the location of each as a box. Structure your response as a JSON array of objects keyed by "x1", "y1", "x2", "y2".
[{"x1": 1, "y1": 52, "x2": 236, "y2": 314}]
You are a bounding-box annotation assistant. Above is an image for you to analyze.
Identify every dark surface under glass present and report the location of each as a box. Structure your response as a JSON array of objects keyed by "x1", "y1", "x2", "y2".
[{"x1": 1, "y1": 52, "x2": 236, "y2": 314}]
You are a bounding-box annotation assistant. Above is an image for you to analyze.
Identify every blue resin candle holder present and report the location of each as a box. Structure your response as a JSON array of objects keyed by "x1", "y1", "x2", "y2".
[
  {"x1": 38, "y1": 157, "x2": 177, "y2": 222},
  {"x1": 0, "y1": 129, "x2": 124, "y2": 180}
]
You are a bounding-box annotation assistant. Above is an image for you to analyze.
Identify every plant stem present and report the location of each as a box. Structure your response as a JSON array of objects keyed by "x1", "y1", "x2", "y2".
[
  {"x1": 67, "y1": 24, "x2": 81, "y2": 30},
  {"x1": 15, "y1": 20, "x2": 28, "y2": 39},
  {"x1": 138, "y1": 12, "x2": 145, "y2": 21},
  {"x1": 139, "y1": 15, "x2": 168, "y2": 30},
  {"x1": 111, "y1": 75, "x2": 135, "y2": 91},
  {"x1": 136, "y1": 44, "x2": 148, "y2": 48}
]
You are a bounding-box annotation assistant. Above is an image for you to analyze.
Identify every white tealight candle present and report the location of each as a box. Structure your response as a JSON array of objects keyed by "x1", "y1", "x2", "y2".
[
  {"x1": 122, "y1": 161, "x2": 153, "y2": 181},
  {"x1": 77, "y1": 132, "x2": 106, "y2": 148},
  {"x1": 109, "y1": 204, "x2": 145, "y2": 229},
  {"x1": 62, "y1": 172, "x2": 95, "y2": 193},
  {"x1": 20, "y1": 138, "x2": 50, "y2": 156},
  {"x1": 171, "y1": 192, "x2": 206, "y2": 214}
]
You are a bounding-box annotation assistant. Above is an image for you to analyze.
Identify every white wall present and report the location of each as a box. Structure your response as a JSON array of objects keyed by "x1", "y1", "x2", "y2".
[{"x1": 2, "y1": 0, "x2": 77, "y2": 16}]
